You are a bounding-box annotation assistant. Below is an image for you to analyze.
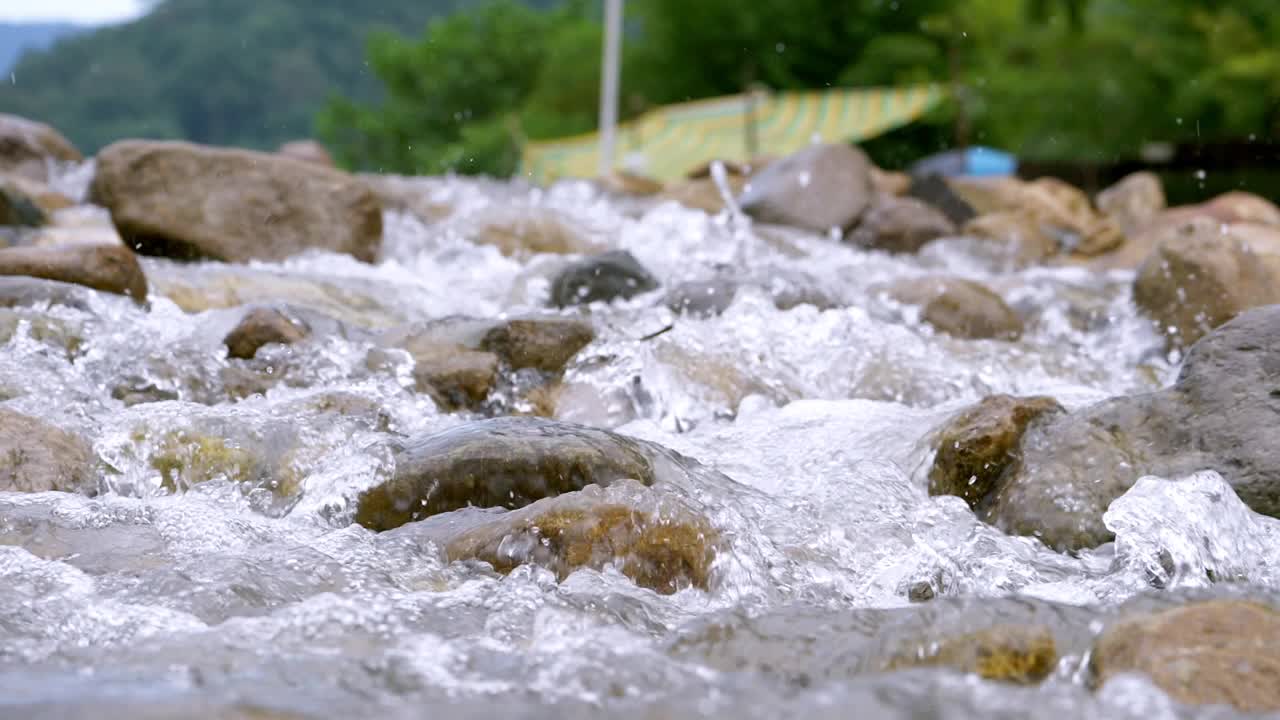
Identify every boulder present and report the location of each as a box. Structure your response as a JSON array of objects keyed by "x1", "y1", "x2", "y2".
[
  {"x1": 660, "y1": 175, "x2": 747, "y2": 214},
  {"x1": 977, "y1": 305, "x2": 1280, "y2": 550},
  {"x1": 0, "y1": 113, "x2": 82, "y2": 182},
  {"x1": 885, "y1": 624, "x2": 1057, "y2": 684},
  {"x1": 467, "y1": 207, "x2": 600, "y2": 256},
  {"x1": 0, "y1": 408, "x2": 96, "y2": 494},
  {"x1": 277, "y1": 139, "x2": 333, "y2": 167},
  {"x1": 961, "y1": 211, "x2": 1060, "y2": 266},
  {"x1": 479, "y1": 316, "x2": 595, "y2": 373},
  {"x1": 89, "y1": 140, "x2": 382, "y2": 263},
  {"x1": 886, "y1": 277, "x2": 1023, "y2": 340},
  {"x1": 354, "y1": 417, "x2": 656, "y2": 530},
  {"x1": 1090, "y1": 600, "x2": 1280, "y2": 712},
  {"x1": 738, "y1": 143, "x2": 873, "y2": 232},
  {"x1": 223, "y1": 307, "x2": 310, "y2": 360},
  {"x1": 444, "y1": 490, "x2": 718, "y2": 594},
  {"x1": 846, "y1": 195, "x2": 956, "y2": 254},
  {"x1": 1095, "y1": 171, "x2": 1165, "y2": 235},
  {"x1": 1132, "y1": 217, "x2": 1280, "y2": 347},
  {"x1": 0, "y1": 244, "x2": 148, "y2": 301},
  {"x1": 549, "y1": 250, "x2": 659, "y2": 307},
  {"x1": 927, "y1": 395, "x2": 1064, "y2": 510}
]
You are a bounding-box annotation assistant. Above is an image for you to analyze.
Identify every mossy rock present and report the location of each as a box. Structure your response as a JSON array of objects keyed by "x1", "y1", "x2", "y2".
[{"x1": 885, "y1": 624, "x2": 1057, "y2": 684}]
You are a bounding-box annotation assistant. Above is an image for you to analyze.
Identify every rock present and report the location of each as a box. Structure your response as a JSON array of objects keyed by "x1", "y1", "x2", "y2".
[
  {"x1": 0, "y1": 244, "x2": 148, "y2": 301},
  {"x1": 1132, "y1": 217, "x2": 1280, "y2": 347},
  {"x1": 480, "y1": 316, "x2": 595, "y2": 373},
  {"x1": 413, "y1": 348, "x2": 500, "y2": 411},
  {"x1": 597, "y1": 171, "x2": 663, "y2": 197},
  {"x1": 1090, "y1": 600, "x2": 1280, "y2": 712},
  {"x1": 89, "y1": 140, "x2": 382, "y2": 263},
  {"x1": 886, "y1": 624, "x2": 1057, "y2": 684},
  {"x1": 847, "y1": 195, "x2": 956, "y2": 253},
  {"x1": 949, "y1": 175, "x2": 1122, "y2": 257},
  {"x1": 684, "y1": 158, "x2": 754, "y2": 179},
  {"x1": 927, "y1": 395, "x2": 1064, "y2": 510},
  {"x1": 870, "y1": 167, "x2": 912, "y2": 196},
  {"x1": 354, "y1": 417, "x2": 656, "y2": 531},
  {"x1": 1096, "y1": 171, "x2": 1165, "y2": 235},
  {"x1": 0, "y1": 276, "x2": 97, "y2": 310},
  {"x1": 0, "y1": 113, "x2": 83, "y2": 182},
  {"x1": 981, "y1": 305, "x2": 1280, "y2": 550},
  {"x1": 664, "y1": 270, "x2": 838, "y2": 318},
  {"x1": 1200, "y1": 191, "x2": 1280, "y2": 227},
  {"x1": 223, "y1": 307, "x2": 310, "y2": 360},
  {"x1": 467, "y1": 207, "x2": 600, "y2": 256},
  {"x1": 0, "y1": 408, "x2": 96, "y2": 494},
  {"x1": 444, "y1": 490, "x2": 718, "y2": 594},
  {"x1": 659, "y1": 175, "x2": 746, "y2": 214},
  {"x1": 908, "y1": 174, "x2": 976, "y2": 225},
  {"x1": 886, "y1": 277, "x2": 1023, "y2": 340},
  {"x1": 549, "y1": 250, "x2": 660, "y2": 307},
  {"x1": 665, "y1": 279, "x2": 741, "y2": 317},
  {"x1": 358, "y1": 173, "x2": 454, "y2": 225},
  {"x1": 738, "y1": 143, "x2": 873, "y2": 232},
  {"x1": 961, "y1": 211, "x2": 1059, "y2": 266},
  {"x1": 0, "y1": 179, "x2": 47, "y2": 227},
  {"x1": 277, "y1": 139, "x2": 333, "y2": 167},
  {"x1": 944, "y1": 176, "x2": 1026, "y2": 215}
]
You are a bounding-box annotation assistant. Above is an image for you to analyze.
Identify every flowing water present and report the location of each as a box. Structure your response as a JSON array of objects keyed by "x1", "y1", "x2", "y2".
[{"x1": 2, "y1": 165, "x2": 1279, "y2": 719}]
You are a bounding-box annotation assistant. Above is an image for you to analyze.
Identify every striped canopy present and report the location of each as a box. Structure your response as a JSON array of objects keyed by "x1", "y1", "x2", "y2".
[{"x1": 520, "y1": 84, "x2": 946, "y2": 184}]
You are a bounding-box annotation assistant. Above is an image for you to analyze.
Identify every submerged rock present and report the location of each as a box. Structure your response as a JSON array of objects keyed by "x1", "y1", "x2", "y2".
[
  {"x1": 1090, "y1": 600, "x2": 1280, "y2": 712},
  {"x1": 886, "y1": 276, "x2": 1023, "y2": 340},
  {"x1": 479, "y1": 316, "x2": 595, "y2": 373},
  {"x1": 90, "y1": 140, "x2": 382, "y2": 263},
  {"x1": 885, "y1": 624, "x2": 1057, "y2": 685},
  {"x1": 444, "y1": 489, "x2": 718, "y2": 594},
  {"x1": 223, "y1": 307, "x2": 310, "y2": 360},
  {"x1": 846, "y1": 195, "x2": 956, "y2": 254},
  {"x1": 549, "y1": 250, "x2": 660, "y2": 307},
  {"x1": 0, "y1": 408, "x2": 96, "y2": 494},
  {"x1": 354, "y1": 417, "x2": 656, "y2": 531},
  {"x1": 0, "y1": 113, "x2": 83, "y2": 182},
  {"x1": 738, "y1": 143, "x2": 873, "y2": 233},
  {"x1": 0, "y1": 244, "x2": 148, "y2": 301}
]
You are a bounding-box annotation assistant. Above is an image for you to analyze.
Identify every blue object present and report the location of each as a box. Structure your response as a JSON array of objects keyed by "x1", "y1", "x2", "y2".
[{"x1": 909, "y1": 146, "x2": 1018, "y2": 178}]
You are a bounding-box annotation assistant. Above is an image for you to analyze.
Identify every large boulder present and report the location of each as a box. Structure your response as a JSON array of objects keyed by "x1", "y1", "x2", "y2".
[
  {"x1": 0, "y1": 408, "x2": 96, "y2": 494},
  {"x1": 846, "y1": 195, "x2": 955, "y2": 254},
  {"x1": 0, "y1": 113, "x2": 83, "y2": 182},
  {"x1": 549, "y1": 250, "x2": 660, "y2": 307},
  {"x1": 0, "y1": 244, "x2": 148, "y2": 301},
  {"x1": 89, "y1": 140, "x2": 383, "y2": 263},
  {"x1": 443, "y1": 489, "x2": 718, "y2": 594},
  {"x1": 886, "y1": 276, "x2": 1023, "y2": 340},
  {"x1": 1090, "y1": 600, "x2": 1280, "y2": 712},
  {"x1": 1132, "y1": 217, "x2": 1280, "y2": 347},
  {"x1": 1095, "y1": 171, "x2": 1165, "y2": 235},
  {"x1": 949, "y1": 306, "x2": 1280, "y2": 551},
  {"x1": 738, "y1": 143, "x2": 873, "y2": 233},
  {"x1": 354, "y1": 417, "x2": 656, "y2": 530}
]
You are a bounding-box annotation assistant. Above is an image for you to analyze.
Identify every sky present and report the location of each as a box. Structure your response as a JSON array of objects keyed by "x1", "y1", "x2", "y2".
[{"x1": 0, "y1": 0, "x2": 144, "y2": 24}]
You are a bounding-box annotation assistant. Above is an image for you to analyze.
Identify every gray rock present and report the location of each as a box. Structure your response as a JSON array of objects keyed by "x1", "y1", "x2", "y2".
[
  {"x1": 738, "y1": 143, "x2": 873, "y2": 233},
  {"x1": 0, "y1": 408, "x2": 96, "y2": 494},
  {"x1": 549, "y1": 250, "x2": 659, "y2": 307},
  {"x1": 847, "y1": 195, "x2": 956, "y2": 254}
]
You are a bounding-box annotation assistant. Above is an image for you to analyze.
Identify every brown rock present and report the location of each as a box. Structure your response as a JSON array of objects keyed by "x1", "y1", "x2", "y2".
[
  {"x1": 1133, "y1": 217, "x2": 1280, "y2": 347},
  {"x1": 468, "y1": 207, "x2": 601, "y2": 256},
  {"x1": 0, "y1": 244, "x2": 147, "y2": 301},
  {"x1": 0, "y1": 113, "x2": 82, "y2": 182},
  {"x1": 445, "y1": 492, "x2": 718, "y2": 594},
  {"x1": 0, "y1": 408, "x2": 96, "y2": 494},
  {"x1": 887, "y1": 624, "x2": 1057, "y2": 684},
  {"x1": 480, "y1": 316, "x2": 595, "y2": 373},
  {"x1": 223, "y1": 307, "x2": 309, "y2": 360},
  {"x1": 950, "y1": 176, "x2": 1122, "y2": 257},
  {"x1": 962, "y1": 211, "x2": 1060, "y2": 266},
  {"x1": 944, "y1": 176, "x2": 1026, "y2": 215},
  {"x1": 738, "y1": 143, "x2": 874, "y2": 232},
  {"x1": 660, "y1": 175, "x2": 747, "y2": 214},
  {"x1": 89, "y1": 140, "x2": 382, "y2": 263},
  {"x1": 598, "y1": 171, "x2": 663, "y2": 197},
  {"x1": 0, "y1": 173, "x2": 73, "y2": 223},
  {"x1": 1091, "y1": 600, "x2": 1280, "y2": 712},
  {"x1": 928, "y1": 395, "x2": 1064, "y2": 509},
  {"x1": 685, "y1": 158, "x2": 753, "y2": 179},
  {"x1": 413, "y1": 348, "x2": 500, "y2": 410},
  {"x1": 846, "y1": 195, "x2": 956, "y2": 253},
  {"x1": 277, "y1": 139, "x2": 333, "y2": 167},
  {"x1": 887, "y1": 277, "x2": 1023, "y2": 340},
  {"x1": 1202, "y1": 191, "x2": 1280, "y2": 227},
  {"x1": 1096, "y1": 171, "x2": 1165, "y2": 235},
  {"x1": 870, "y1": 167, "x2": 912, "y2": 197}
]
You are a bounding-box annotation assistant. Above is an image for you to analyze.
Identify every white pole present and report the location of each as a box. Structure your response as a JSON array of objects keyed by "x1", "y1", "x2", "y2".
[{"x1": 598, "y1": 0, "x2": 623, "y2": 177}]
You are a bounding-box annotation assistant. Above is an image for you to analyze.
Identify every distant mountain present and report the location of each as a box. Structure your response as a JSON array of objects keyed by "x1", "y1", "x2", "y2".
[{"x1": 0, "y1": 22, "x2": 89, "y2": 75}]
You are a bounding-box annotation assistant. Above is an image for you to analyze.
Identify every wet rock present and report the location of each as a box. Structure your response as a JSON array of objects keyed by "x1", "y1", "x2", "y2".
[
  {"x1": 738, "y1": 143, "x2": 873, "y2": 233},
  {"x1": 354, "y1": 417, "x2": 656, "y2": 530},
  {"x1": 0, "y1": 173, "x2": 75, "y2": 227},
  {"x1": 480, "y1": 316, "x2": 595, "y2": 373},
  {"x1": 885, "y1": 624, "x2": 1057, "y2": 684},
  {"x1": 907, "y1": 174, "x2": 976, "y2": 226},
  {"x1": 961, "y1": 211, "x2": 1059, "y2": 266},
  {"x1": 223, "y1": 307, "x2": 310, "y2": 360},
  {"x1": 0, "y1": 113, "x2": 83, "y2": 182},
  {"x1": 927, "y1": 395, "x2": 1064, "y2": 510},
  {"x1": 1132, "y1": 217, "x2": 1280, "y2": 348},
  {"x1": 467, "y1": 207, "x2": 600, "y2": 256},
  {"x1": 847, "y1": 195, "x2": 956, "y2": 254},
  {"x1": 665, "y1": 272, "x2": 838, "y2": 318},
  {"x1": 1096, "y1": 171, "x2": 1165, "y2": 235},
  {"x1": 444, "y1": 490, "x2": 718, "y2": 594},
  {"x1": 665, "y1": 279, "x2": 741, "y2": 317},
  {"x1": 135, "y1": 423, "x2": 302, "y2": 500},
  {"x1": 1091, "y1": 600, "x2": 1280, "y2": 712},
  {"x1": 659, "y1": 175, "x2": 746, "y2": 214},
  {"x1": 0, "y1": 408, "x2": 96, "y2": 494},
  {"x1": 549, "y1": 250, "x2": 660, "y2": 307},
  {"x1": 949, "y1": 175, "x2": 1122, "y2": 257},
  {"x1": 358, "y1": 173, "x2": 454, "y2": 225},
  {"x1": 89, "y1": 140, "x2": 382, "y2": 263},
  {"x1": 0, "y1": 276, "x2": 97, "y2": 310},
  {"x1": 1198, "y1": 191, "x2": 1280, "y2": 227},
  {"x1": 944, "y1": 176, "x2": 1025, "y2": 215},
  {"x1": 984, "y1": 305, "x2": 1280, "y2": 550},
  {"x1": 870, "y1": 167, "x2": 912, "y2": 197},
  {"x1": 886, "y1": 277, "x2": 1023, "y2": 340},
  {"x1": 413, "y1": 348, "x2": 500, "y2": 411},
  {"x1": 597, "y1": 171, "x2": 663, "y2": 197},
  {"x1": 277, "y1": 139, "x2": 333, "y2": 167},
  {"x1": 0, "y1": 244, "x2": 148, "y2": 301}
]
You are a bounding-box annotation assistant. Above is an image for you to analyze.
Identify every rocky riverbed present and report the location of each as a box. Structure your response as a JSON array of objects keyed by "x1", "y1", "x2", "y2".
[{"x1": 3, "y1": 112, "x2": 1280, "y2": 718}]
